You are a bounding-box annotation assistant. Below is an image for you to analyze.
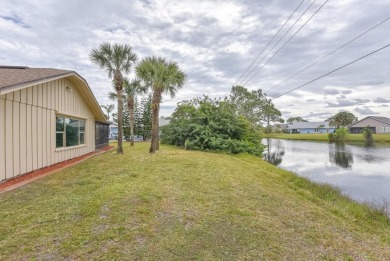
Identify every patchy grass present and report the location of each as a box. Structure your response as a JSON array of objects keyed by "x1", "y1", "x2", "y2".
[
  {"x1": 0, "y1": 142, "x2": 389, "y2": 260},
  {"x1": 265, "y1": 133, "x2": 390, "y2": 142}
]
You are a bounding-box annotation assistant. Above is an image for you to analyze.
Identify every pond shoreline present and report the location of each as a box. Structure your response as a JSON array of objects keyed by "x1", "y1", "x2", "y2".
[
  {"x1": 263, "y1": 138, "x2": 390, "y2": 215},
  {"x1": 264, "y1": 133, "x2": 390, "y2": 143}
]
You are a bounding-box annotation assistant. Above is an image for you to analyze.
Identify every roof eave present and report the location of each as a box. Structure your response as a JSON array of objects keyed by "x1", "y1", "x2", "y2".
[
  {"x1": 0, "y1": 71, "x2": 107, "y2": 122},
  {"x1": 67, "y1": 73, "x2": 107, "y2": 122}
]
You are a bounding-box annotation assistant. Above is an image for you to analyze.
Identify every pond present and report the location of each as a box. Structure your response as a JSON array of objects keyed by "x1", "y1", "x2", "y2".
[{"x1": 263, "y1": 138, "x2": 390, "y2": 209}]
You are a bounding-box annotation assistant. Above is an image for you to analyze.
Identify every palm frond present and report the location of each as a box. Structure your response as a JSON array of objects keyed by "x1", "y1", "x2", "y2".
[{"x1": 108, "y1": 91, "x2": 118, "y2": 101}]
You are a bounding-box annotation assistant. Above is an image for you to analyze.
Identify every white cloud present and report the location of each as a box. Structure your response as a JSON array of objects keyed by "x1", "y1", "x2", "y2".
[
  {"x1": 354, "y1": 106, "x2": 379, "y2": 115},
  {"x1": 1, "y1": 0, "x2": 390, "y2": 118},
  {"x1": 374, "y1": 97, "x2": 390, "y2": 103}
]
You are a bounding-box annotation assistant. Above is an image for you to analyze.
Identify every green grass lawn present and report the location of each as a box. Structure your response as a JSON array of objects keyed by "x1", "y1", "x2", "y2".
[
  {"x1": 264, "y1": 133, "x2": 390, "y2": 142},
  {"x1": 1, "y1": 142, "x2": 390, "y2": 260}
]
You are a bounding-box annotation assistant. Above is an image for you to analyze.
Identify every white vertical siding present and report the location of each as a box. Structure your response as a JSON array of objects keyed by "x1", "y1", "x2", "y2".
[
  {"x1": 46, "y1": 110, "x2": 52, "y2": 166},
  {"x1": 26, "y1": 104, "x2": 33, "y2": 173},
  {"x1": 5, "y1": 100, "x2": 13, "y2": 179},
  {"x1": 31, "y1": 106, "x2": 38, "y2": 171},
  {"x1": 0, "y1": 98, "x2": 5, "y2": 180},
  {"x1": 0, "y1": 77, "x2": 99, "y2": 182},
  {"x1": 20, "y1": 103, "x2": 27, "y2": 174},
  {"x1": 13, "y1": 102, "x2": 20, "y2": 177}
]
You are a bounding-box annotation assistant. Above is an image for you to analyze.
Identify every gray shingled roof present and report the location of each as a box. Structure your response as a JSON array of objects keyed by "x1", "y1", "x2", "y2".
[
  {"x1": 370, "y1": 116, "x2": 390, "y2": 124},
  {"x1": 0, "y1": 66, "x2": 72, "y2": 90},
  {"x1": 348, "y1": 116, "x2": 390, "y2": 127},
  {"x1": 287, "y1": 121, "x2": 332, "y2": 129}
]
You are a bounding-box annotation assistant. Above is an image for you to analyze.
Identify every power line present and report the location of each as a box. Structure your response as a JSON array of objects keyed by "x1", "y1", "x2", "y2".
[
  {"x1": 233, "y1": 0, "x2": 306, "y2": 87},
  {"x1": 243, "y1": 0, "x2": 329, "y2": 87},
  {"x1": 272, "y1": 43, "x2": 390, "y2": 99},
  {"x1": 239, "y1": 0, "x2": 318, "y2": 87},
  {"x1": 265, "y1": 16, "x2": 390, "y2": 94}
]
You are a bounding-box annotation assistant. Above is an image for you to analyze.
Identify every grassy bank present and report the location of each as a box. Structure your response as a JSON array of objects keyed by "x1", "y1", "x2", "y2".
[
  {"x1": 1, "y1": 142, "x2": 389, "y2": 260},
  {"x1": 264, "y1": 133, "x2": 390, "y2": 142}
]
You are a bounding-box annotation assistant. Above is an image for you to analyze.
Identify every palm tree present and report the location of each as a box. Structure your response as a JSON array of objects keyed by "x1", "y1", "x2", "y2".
[
  {"x1": 90, "y1": 43, "x2": 137, "y2": 154},
  {"x1": 317, "y1": 124, "x2": 325, "y2": 133},
  {"x1": 100, "y1": 104, "x2": 115, "y2": 121},
  {"x1": 327, "y1": 116, "x2": 340, "y2": 129},
  {"x1": 136, "y1": 57, "x2": 186, "y2": 153},
  {"x1": 108, "y1": 91, "x2": 119, "y2": 102},
  {"x1": 327, "y1": 111, "x2": 358, "y2": 129},
  {"x1": 124, "y1": 78, "x2": 145, "y2": 146}
]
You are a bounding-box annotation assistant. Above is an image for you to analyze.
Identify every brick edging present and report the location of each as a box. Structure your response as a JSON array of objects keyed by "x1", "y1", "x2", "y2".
[{"x1": 0, "y1": 146, "x2": 115, "y2": 193}]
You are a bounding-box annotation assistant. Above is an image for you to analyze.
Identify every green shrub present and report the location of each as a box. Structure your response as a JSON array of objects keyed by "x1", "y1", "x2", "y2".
[
  {"x1": 362, "y1": 126, "x2": 374, "y2": 145},
  {"x1": 161, "y1": 97, "x2": 264, "y2": 156},
  {"x1": 328, "y1": 128, "x2": 348, "y2": 143}
]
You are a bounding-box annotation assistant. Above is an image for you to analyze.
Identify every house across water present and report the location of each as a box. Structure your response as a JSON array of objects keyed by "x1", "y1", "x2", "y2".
[
  {"x1": 285, "y1": 121, "x2": 335, "y2": 134},
  {"x1": 348, "y1": 116, "x2": 390, "y2": 134}
]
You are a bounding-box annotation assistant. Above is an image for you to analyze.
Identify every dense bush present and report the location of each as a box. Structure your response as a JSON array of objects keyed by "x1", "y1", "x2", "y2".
[
  {"x1": 362, "y1": 126, "x2": 374, "y2": 145},
  {"x1": 328, "y1": 127, "x2": 348, "y2": 143},
  {"x1": 161, "y1": 97, "x2": 264, "y2": 156}
]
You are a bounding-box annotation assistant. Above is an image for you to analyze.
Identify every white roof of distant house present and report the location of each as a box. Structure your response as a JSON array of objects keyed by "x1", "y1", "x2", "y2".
[
  {"x1": 287, "y1": 121, "x2": 332, "y2": 129},
  {"x1": 274, "y1": 123, "x2": 288, "y2": 129}
]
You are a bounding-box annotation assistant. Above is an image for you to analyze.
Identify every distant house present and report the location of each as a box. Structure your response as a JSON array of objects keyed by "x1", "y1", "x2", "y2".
[
  {"x1": 272, "y1": 123, "x2": 288, "y2": 133},
  {"x1": 348, "y1": 116, "x2": 390, "y2": 134},
  {"x1": 109, "y1": 123, "x2": 118, "y2": 140},
  {"x1": 286, "y1": 121, "x2": 335, "y2": 134},
  {"x1": 0, "y1": 66, "x2": 108, "y2": 182}
]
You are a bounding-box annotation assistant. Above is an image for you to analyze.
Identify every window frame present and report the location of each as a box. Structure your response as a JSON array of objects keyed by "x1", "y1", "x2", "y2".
[{"x1": 56, "y1": 115, "x2": 87, "y2": 150}]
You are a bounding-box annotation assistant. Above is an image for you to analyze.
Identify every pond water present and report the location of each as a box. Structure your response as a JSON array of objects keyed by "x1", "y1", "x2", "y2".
[{"x1": 263, "y1": 138, "x2": 390, "y2": 208}]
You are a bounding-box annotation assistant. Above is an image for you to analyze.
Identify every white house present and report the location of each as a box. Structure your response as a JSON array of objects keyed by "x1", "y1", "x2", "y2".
[
  {"x1": 0, "y1": 66, "x2": 108, "y2": 182},
  {"x1": 109, "y1": 123, "x2": 118, "y2": 140}
]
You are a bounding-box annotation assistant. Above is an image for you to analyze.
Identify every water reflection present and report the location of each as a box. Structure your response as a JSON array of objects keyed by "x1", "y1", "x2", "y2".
[
  {"x1": 264, "y1": 138, "x2": 285, "y2": 166},
  {"x1": 263, "y1": 138, "x2": 390, "y2": 205},
  {"x1": 328, "y1": 143, "x2": 353, "y2": 168}
]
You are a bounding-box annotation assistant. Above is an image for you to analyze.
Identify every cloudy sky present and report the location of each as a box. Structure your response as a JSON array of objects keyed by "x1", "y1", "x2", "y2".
[{"x1": 1, "y1": 0, "x2": 389, "y2": 121}]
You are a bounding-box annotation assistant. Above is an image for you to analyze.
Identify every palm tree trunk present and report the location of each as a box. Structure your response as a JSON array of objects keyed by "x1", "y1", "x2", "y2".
[
  {"x1": 149, "y1": 90, "x2": 161, "y2": 153},
  {"x1": 117, "y1": 89, "x2": 124, "y2": 153},
  {"x1": 129, "y1": 97, "x2": 134, "y2": 146},
  {"x1": 155, "y1": 92, "x2": 161, "y2": 150}
]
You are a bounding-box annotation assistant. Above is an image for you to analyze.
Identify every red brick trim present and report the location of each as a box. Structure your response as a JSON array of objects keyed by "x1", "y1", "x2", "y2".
[{"x1": 0, "y1": 146, "x2": 114, "y2": 193}]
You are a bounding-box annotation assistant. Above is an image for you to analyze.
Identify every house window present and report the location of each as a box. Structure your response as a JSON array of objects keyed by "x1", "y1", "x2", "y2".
[{"x1": 56, "y1": 116, "x2": 86, "y2": 148}]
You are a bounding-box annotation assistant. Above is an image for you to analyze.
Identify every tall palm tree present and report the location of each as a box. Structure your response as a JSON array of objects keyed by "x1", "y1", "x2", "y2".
[
  {"x1": 124, "y1": 78, "x2": 145, "y2": 146},
  {"x1": 136, "y1": 57, "x2": 186, "y2": 153},
  {"x1": 100, "y1": 104, "x2": 115, "y2": 121},
  {"x1": 90, "y1": 43, "x2": 137, "y2": 154}
]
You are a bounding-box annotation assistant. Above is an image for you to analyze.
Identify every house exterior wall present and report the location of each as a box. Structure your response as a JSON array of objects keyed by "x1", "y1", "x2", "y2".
[
  {"x1": 289, "y1": 128, "x2": 335, "y2": 134},
  {"x1": 0, "y1": 77, "x2": 96, "y2": 182},
  {"x1": 349, "y1": 118, "x2": 390, "y2": 134}
]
